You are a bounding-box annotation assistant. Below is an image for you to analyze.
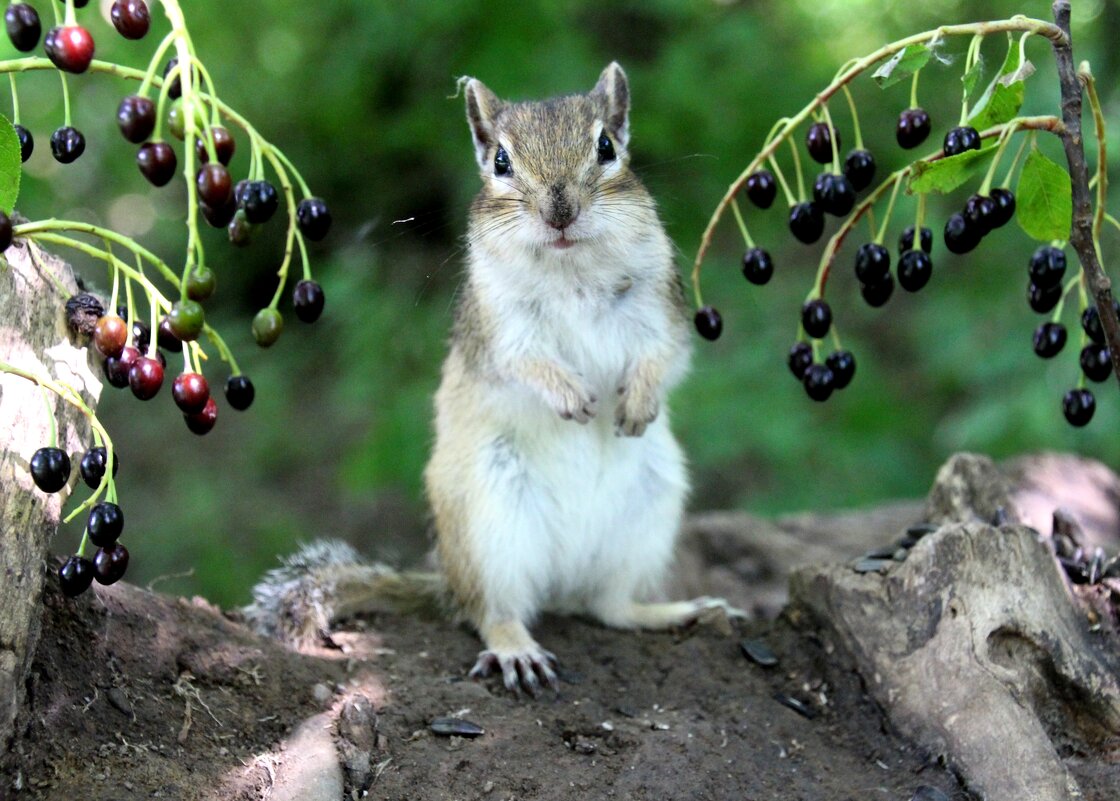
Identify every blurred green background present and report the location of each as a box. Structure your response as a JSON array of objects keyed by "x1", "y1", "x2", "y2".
[{"x1": 16, "y1": 0, "x2": 1119, "y2": 606}]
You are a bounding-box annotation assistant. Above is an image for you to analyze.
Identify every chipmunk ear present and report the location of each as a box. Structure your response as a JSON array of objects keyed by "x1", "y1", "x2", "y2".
[
  {"x1": 592, "y1": 62, "x2": 630, "y2": 148},
  {"x1": 463, "y1": 77, "x2": 505, "y2": 171}
]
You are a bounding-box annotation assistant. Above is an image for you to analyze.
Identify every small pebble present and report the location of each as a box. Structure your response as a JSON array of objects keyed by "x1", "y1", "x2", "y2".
[
  {"x1": 107, "y1": 687, "x2": 133, "y2": 718},
  {"x1": 854, "y1": 558, "x2": 892, "y2": 574},
  {"x1": 311, "y1": 683, "x2": 333, "y2": 704},
  {"x1": 892, "y1": 548, "x2": 909, "y2": 563},
  {"x1": 740, "y1": 638, "x2": 778, "y2": 667},
  {"x1": 911, "y1": 786, "x2": 950, "y2": 801},
  {"x1": 772, "y1": 692, "x2": 817, "y2": 720},
  {"x1": 430, "y1": 717, "x2": 484, "y2": 738}
]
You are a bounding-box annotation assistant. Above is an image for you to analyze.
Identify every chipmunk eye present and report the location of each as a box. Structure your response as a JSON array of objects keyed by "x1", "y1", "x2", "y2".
[
  {"x1": 597, "y1": 132, "x2": 616, "y2": 164},
  {"x1": 494, "y1": 146, "x2": 512, "y2": 176}
]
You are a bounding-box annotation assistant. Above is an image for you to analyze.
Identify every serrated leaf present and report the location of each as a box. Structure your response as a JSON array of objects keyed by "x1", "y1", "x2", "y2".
[
  {"x1": 908, "y1": 144, "x2": 997, "y2": 194},
  {"x1": 0, "y1": 115, "x2": 20, "y2": 215},
  {"x1": 1016, "y1": 149, "x2": 1071, "y2": 241},
  {"x1": 873, "y1": 44, "x2": 931, "y2": 89},
  {"x1": 968, "y1": 34, "x2": 1028, "y2": 131}
]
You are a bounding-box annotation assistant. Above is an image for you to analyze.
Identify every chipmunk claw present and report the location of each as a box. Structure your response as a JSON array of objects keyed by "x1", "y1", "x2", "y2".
[{"x1": 469, "y1": 646, "x2": 559, "y2": 697}]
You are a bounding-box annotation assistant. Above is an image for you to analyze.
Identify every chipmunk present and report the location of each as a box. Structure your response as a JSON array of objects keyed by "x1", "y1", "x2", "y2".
[{"x1": 246, "y1": 63, "x2": 741, "y2": 695}]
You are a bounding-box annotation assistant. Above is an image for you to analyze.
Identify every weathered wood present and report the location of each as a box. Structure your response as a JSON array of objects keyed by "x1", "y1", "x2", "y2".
[{"x1": 0, "y1": 239, "x2": 101, "y2": 749}]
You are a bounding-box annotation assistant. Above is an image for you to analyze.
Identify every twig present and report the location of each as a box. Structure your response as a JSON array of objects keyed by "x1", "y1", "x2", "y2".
[{"x1": 1050, "y1": 0, "x2": 1120, "y2": 387}]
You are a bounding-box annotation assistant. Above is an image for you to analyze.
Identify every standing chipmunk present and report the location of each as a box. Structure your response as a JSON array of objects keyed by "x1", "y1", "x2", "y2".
[{"x1": 246, "y1": 63, "x2": 740, "y2": 695}]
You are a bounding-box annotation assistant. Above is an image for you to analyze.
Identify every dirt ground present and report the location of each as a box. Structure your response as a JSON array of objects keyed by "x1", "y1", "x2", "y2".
[{"x1": 3, "y1": 467, "x2": 1118, "y2": 801}]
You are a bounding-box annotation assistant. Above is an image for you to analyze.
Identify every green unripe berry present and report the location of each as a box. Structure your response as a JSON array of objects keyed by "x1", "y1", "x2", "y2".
[
  {"x1": 252, "y1": 308, "x2": 283, "y2": 347},
  {"x1": 186, "y1": 267, "x2": 216, "y2": 301},
  {"x1": 168, "y1": 299, "x2": 205, "y2": 341}
]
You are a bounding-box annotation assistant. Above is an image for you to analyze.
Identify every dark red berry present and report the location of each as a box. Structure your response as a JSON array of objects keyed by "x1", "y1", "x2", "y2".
[
  {"x1": 805, "y1": 122, "x2": 839, "y2": 164},
  {"x1": 44, "y1": 25, "x2": 95, "y2": 74},
  {"x1": 168, "y1": 299, "x2": 205, "y2": 341},
  {"x1": 195, "y1": 126, "x2": 235, "y2": 166},
  {"x1": 5, "y1": 4, "x2": 40, "y2": 52},
  {"x1": 30, "y1": 447, "x2": 71, "y2": 493},
  {"x1": 252, "y1": 308, "x2": 284, "y2": 347},
  {"x1": 741, "y1": 248, "x2": 773, "y2": 286},
  {"x1": 788, "y1": 342, "x2": 813, "y2": 380},
  {"x1": 860, "y1": 274, "x2": 894, "y2": 308},
  {"x1": 79, "y1": 446, "x2": 118, "y2": 489},
  {"x1": 1062, "y1": 388, "x2": 1095, "y2": 427},
  {"x1": 200, "y1": 194, "x2": 236, "y2": 228},
  {"x1": 172, "y1": 372, "x2": 209, "y2": 414},
  {"x1": 694, "y1": 306, "x2": 722, "y2": 341},
  {"x1": 745, "y1": 170, "x2": 777, "y2": 209},
  {"x1": 825, "y1": 350, "x2": 856, "y2": 389},
  {"x1": 49, "y1": 126, "x2": 85, "y2": 164},
  {"x1": 228, "y1": 209, "x2": 254, "y2": 246},
  {"x1": 104, "y1": 345, "x2": 140, "y2": 388},
  {"x1": 157, "y1": 316, "x2": 183, "y2": 352},
  {"x1": 801, "y1": 299, "x2": 832, "y2": 339},
  {"x1": 184, "y1": 397, "x2": 218, "y2": 435},
  {"x1": 197, "y1": 163, "x2": 232, "y2": 207},
  {"x1": 117, "y1": 95, "x2": 155, "y2": 143},
  {"x1": 137, "y1": 141, "x2": 177, "y2": 186},
  {"x1": 802, "y1": 363, "x2": 835, "y2": 402},
  {"x1": 898, "y1": 225, "x2": 932, "y2": 255},
  {"x1": 110, "y1": 0, "x2": 150, "y2": 40},
  {"x1": 898, "y1": 250, "x2": 933, "y2": 292},
  {"x1": 239, "y1": 180, "x2": 279, "y2": 224},
  {"x1": 1028, "y1": 281, "x2": 1062, "y2": 314},
  {"x1": 186, "y1": 267, "x2": 216, "y2": 301},
  {"x1": 14, "y1": 124, "x2": 33, "y2": 162},
  {"x1": 988, "y1": 188, "x2": 1015, "y2": 229},
  {"x1": 93, "y1": 314, "x2": 128, "y2": 358},
  {"x1": 963, "y1": 193, "x2": 997, "y2": 236},
  {"x1": 87, "y1": 502, "x2": 124, "y2": 547},
  {"x1": 896, "y1": 108, "x2": 931, "y2": 149},
  {"x1": 1080, "y1": 344, "x2": 1111, "y2": 383},
  {"x1": 293, "y1": 280, "x2": 326, "y2": 323},
  {"x1": 128, "y1": 355, "x2": 164, "y2": 400},
  {"x1": 788, "y1": 202, "x2": 824, "y2": 244},
  {"x1": 812, "y1": 172, "x2": 855, "y2": 217},
  {"x1": 943, "y1": 212, "x2": 980, "y2": 254},
  {"x1": 93, "y1": 543, "x2": 129, "y2": 585},
  {"x1": 225, "y1": 375, "x2": 255, "y2": 410},
  {"x1": 0, "y1": 211, "x2": 12, "y2": 252},
  {"x1": 854, "y1": 242, "x2": 890, "y2": 285},
  {"x1": 297, "y1": 197, "x2": 332, "y2": 241},
  {"x1": 1032, "y1": 322, "x2": 1067, "y2": 358},
  {"x1": 1028, "y1": 246, "x2": 1066, "y2": 289},
  {"x1": 130, "y1": 319, "x2": 151, "y2": 352},
  {"x1": 942, "y1": 126, "x2": 982, "y2": 157},
  {"x1": 842, "y1": 149, "x2": 876, "y2": 192},
  {"x1": 59, "y1": 556, "x2": 94, "y2": 597}
]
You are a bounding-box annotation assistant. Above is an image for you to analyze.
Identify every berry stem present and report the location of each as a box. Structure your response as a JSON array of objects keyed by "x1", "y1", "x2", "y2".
[
  {"x1": 63, "y1": 0, "x2": 75, "y2": 27},
  {"x1": 48, "y1": 0, "x2": 62, "y2": 26},
  {"x1": 874, "y1": 171, "x2": 905, "y2": 245},
  {"x1": 40, "y1": 386, "x2": 58, "y2": 449},
  {"x1": 819, "y1": 102, "x2": 840, "y2": 173},
  {"x1": 913, "y1": 190, "x2": 926, "y2": 241},
  {"x1": 58, "y1": 71, "x2": 71, "y2": 128},
  {"x1": 978, "y1": 123, "x2": 1017, "y2": 196},
  {"x1": 908, "y1": 70, "x2": 920, "y2": 111},
  {"x1": 8, "y1": 74, "x2": 20, "y2": 125},
  {"x1": 1050, "y1": 273, "x2": 1081, "y2": 324},
  {"x1": 767, "y1": 154, "x2": 796, "y2": 208},
  {"x1": 840, "y1": 85, "x2": 864, "y2": 151},
  {"x1": 260, "y1": 145, "x2": 302, "y2": 309},
  {"x1": 787, "y1": 137, "x2": 805, "y2": 202},
  {"x1": 729, "y1": 197, "x2": 755, "y2": 249},
  {"x1": 138, "y1": 32, "x2": 178, "y2": 98}
]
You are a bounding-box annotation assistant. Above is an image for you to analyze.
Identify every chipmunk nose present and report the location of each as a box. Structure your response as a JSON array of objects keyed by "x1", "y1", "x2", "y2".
[{"x1": 543, "y1": 183, "x2": 580, "y2": 230}]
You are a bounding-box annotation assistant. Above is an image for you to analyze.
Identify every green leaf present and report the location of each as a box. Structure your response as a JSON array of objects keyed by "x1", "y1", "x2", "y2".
[
  {"x1": 908, "y1": 144, "x2": 997, "y2": 195},
  {"x1": 961, "y1": 55, "x2": 983, "y2": 99},
  {"x1": 0, "y1": 115, "x2": 20, "y2": 215},
  {"x1": 1016, "y1": 149, "x2": 1071, "y2": 241},
  {"x1": 873, "y1": 44, "x2": 931, "y2": 89},
  {"x1": 968, "y1": 34, "x2": 1029, "y2": 131}
]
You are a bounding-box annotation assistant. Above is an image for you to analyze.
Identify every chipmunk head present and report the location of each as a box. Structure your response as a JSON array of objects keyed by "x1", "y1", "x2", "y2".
[{"x1": 463, "y1": 63, "x2": 646, "y2": 256}]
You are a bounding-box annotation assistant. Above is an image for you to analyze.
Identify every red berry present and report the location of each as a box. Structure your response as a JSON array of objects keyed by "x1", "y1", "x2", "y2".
[
  {"x1": 196, "y1": 126, "x2": 236, "y2": 166},
  {"x1": 197, "y1": 163, "x2": 232, "y2": 207},
  {"x1": 110, "y1": 0, "x2": 150, "y2": 40},
  {"x1": 117, "y1": 95, "x2": 155, "y2": 143},
  {"x1": 157, "y1": 316, "x2": 183, "y2": 353},
  {"x1": 5, "y1": 3, "x2": 41, "y2": 52},
  {"x1": 184, "y1": 397, "x2": 218, "y2": 435},
  {"x1": 94, "y1": 314, "x2": 128, "y2": 358},
  {"x1": 104, "y1": 345, "x2": 140, "y2": 388},
  {"x1": 137, "y1": 141, "x2": 177, "y2": 186},
  {"x1": 44, "y1": 25, "x2": 95, "y2": 74},
  {"x1": 93, "y1": 543, "x2": 129, "y2": 585},
  {"x1": 172, "y1": 372, "x2": 210, "y2": 414},
  {"x1": 128, "y1": 355, "x2": 164, "y2": 400},
  {"x1": 200, "y1": 194, "x2": 237, "y2": 228}
]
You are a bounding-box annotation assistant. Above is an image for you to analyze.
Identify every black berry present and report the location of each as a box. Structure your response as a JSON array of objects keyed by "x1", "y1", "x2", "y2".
[
  {"x1": 1080, "y1": 344, "x2": 1111, "y2": 383},
  {"x1": 1028, "y1": 246, "x2": 1066, "y2": 288},
  {"x1": 1079, "y1": 302, "x2": 1120, "y2": 345},
  {"x1": 788, "y1": 202, "x2": 824, "y2": 244},
  {"x1": 14, "y1": 124, "x2": 33, "y2": 162},
  {"x1": 163, "y1": 57, "x2": 182, "y2": 99},
  {"x1": 5, "y1": 4, "x2": 40, "y2": 52},
  {"x1": 943, "y1": 212, "x2": 980, "y2": 255},
  {"x1": 854, "y1": 242, "x2": 890, "y2": 285},
  {"x1": 225, "y1": 374, "x2": 255, "y2": 410},
  {"x1": 297, "y1": 197, "x2": 332, "y2": 241},
  {"x1": 44, "y1": 25, "x2": 95, "y2": 74},
  {"x1": 1032, "y1": 322, "x2": 1067, "y2": 358},
  {"x1": 898, "y1": 225, "x2": 932, "y2": 254},
  {"x1": 896, "y1": 108, "x2": 931, "y2": 149},
  {"x1": 963, "y1": 193, "x2": 998, "y2": 236},
  {"x1": 117, "y1": 95, "x2": 155, "y2": 143},
  {"x1": 788, "y1": 342, "x2": 813, "y2": 380},
  {"x1": 860, "y1": 274, "x2": 894, "y2": 308},
  {"x1": 897, "y1": 250, "x2": 933, "y2": 292},
  {"x1": 30, "y1": 447, "x2": 71, "y2": 493},
  {"x1": 239, "y1": 180, "x2": 279, "y2": 224},
  {"x1": 812, "y1": 172, "x2": 855, "y2": 217},
  {"x1": 93, "y1": 543, "x2": 129, "y2": 585},
  {"x1": 87, "y1": 502, "x2": 124, "y2": 547},
  {"x1": 137, "y1": 141, "x2": 177, "y2": 186},
  {"x1": 79, "y1": 446, "x2": 119, "y2": 490},
  {"x1": 693, "y1": 306, "x2": 722, "y2": 341},
  {"x1": 805, "y1": 122, "x2": 839, "y2": 164},
  {"x1": 745, "y1": 170, "x2": 777, "y2": 209},
  {"x1": 0, "y1": 211, "x2": 11, "y2": 252},
  {"x1": 802, "y1": 363, "x2": 835, "y2": 402},
  {"x1": 293, "y1": 280, "x2": 326, "y2": 323},
  {"x1": 825, "y1": 350, "x2": 856, "y2": 389},
  {"x1": 49, "y1": 126, "x2": 85, "y2": 164},
  {"x1": 988, "y1": 188, "x2": 1016, "y2": 229},
  {"x1": 1062, "y1": 388, "x2": 1095, "y2": 427},
  {"x1": 1028, "y1": 281, "x2": 1062, "y2": 314},
  {"x1": 59, "y1": 556, "x2": 94, "y2": 597},
  {"x1": 801, "y1": 299, "x2": 832, "y2": 339},
  {"x1": 842, "y1": 149, "x2": 876, "y2": 192},
  {"x1": 110, "y1": 0, "x2": 150, "y2": 40},
  {"x1": 942, "y1": 126, "x2": 982, "y2": 157},
  {"x1": 741, "y1": 247, "x2": 773, "y2": 286}
]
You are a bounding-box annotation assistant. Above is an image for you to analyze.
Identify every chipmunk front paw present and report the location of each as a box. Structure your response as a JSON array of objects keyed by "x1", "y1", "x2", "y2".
[
  {"x1": 614, "y1": 385, "x2": 659, "y2": 437},
  {"x1": 554, "y1": 382, "x2": 598, "y2": 424}
]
